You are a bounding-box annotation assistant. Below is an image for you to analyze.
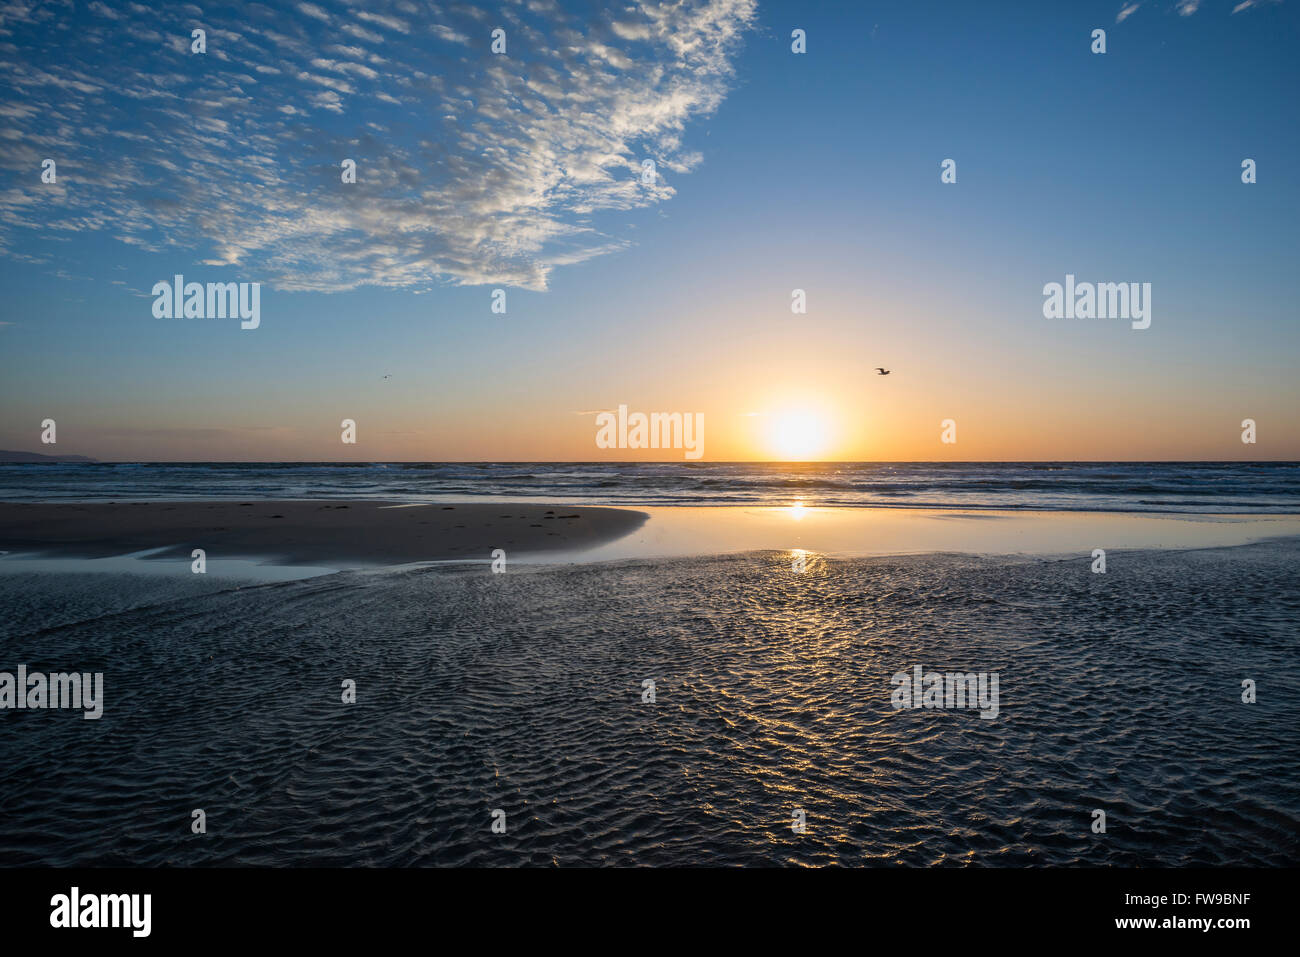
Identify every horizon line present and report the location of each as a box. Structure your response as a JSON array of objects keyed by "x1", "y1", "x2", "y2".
[{"x1": 4, "y1": 458, "x2": 1298, "y2": 466}]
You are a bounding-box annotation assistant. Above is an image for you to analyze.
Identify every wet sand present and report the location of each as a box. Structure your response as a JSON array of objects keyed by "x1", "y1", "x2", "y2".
[
  {"x1": 3, "y1": 501, "x2": 1299, "y2": 570},
  {"x1": 0, "y1": 501, "x2": 648, "y2": 566},
  {"x1": 3, "y1": 537, "x2": 1297, "y2": 866},
  {"x1": 575, "y1": 505, "x2": 1300, "y2": 562}
]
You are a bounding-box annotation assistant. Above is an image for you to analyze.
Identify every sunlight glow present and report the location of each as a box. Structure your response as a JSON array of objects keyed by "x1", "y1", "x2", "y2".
[{"x1": 769, "y1": 411, "x2": 830, "y2": 460}]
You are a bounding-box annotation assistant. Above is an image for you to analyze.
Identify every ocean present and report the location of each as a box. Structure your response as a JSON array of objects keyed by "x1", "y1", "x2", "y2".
[{"x1": 2, "y1": 461, "x2": 1300, "y2": 512}]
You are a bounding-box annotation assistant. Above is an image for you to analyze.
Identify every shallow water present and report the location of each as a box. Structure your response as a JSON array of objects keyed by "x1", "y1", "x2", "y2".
[{"x1": 0, "y1": 540, "x2": 1296, "y2": 867}]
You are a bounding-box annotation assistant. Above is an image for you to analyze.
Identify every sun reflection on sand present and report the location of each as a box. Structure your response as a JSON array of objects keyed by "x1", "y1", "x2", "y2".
[{"x1": 564, "y1": 507, "x2": 1300, "y2": 565}]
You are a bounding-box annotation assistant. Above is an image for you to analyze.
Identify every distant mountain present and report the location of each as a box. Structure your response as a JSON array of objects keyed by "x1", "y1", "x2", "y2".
[{"x1": 0, "y1": 449, "x2": 98, "y2": 463}]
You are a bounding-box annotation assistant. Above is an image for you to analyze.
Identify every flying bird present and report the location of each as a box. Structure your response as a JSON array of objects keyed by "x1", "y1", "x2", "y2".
[
  {"x1": 875, "y1": 368, "x2": 890, "y2": 376},
  {"x1": 382, "y1": 374, "x2": 392, "y2": 379}
]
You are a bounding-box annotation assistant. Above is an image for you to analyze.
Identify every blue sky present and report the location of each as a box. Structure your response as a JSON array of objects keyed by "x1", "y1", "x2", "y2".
[{"x1": 0, "y1": 0, "x2": 1296, "y2": 460}]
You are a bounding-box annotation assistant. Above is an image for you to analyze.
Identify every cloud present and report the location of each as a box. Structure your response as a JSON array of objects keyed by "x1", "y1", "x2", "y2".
[
  {"x1": 296, "y1": 2, "x2": 331, "y2": 23},
  {"x1": 1116, "y1": 3, "x2": 1142, "y2": 23},
  {"x1": 1232, "y1": 0, "x2": 1282, "y2": 11},
  {"x1": 1176, "y1": 0, "x2": 1201, "y2": 13},
  {"x1": 431, "y1": 24, "x2": 470, "y2": 45},
  {"x1": 0, "y1": 0, "x2": 757, "y2": 293}
]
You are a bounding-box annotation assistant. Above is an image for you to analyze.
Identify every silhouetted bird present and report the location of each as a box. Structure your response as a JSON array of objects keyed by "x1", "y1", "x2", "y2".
[{"x1": 875, "y1": 368, "x2": 890, "y2": 376}]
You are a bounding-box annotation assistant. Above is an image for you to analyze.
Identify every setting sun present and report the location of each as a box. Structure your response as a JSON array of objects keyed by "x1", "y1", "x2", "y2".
[{"x1": 769, "y1": 411, "x2": 830, "y2": 460}]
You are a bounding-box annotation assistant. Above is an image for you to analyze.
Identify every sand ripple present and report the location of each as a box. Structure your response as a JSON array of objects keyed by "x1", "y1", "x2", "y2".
[{"x1": 0, "y1": 541, "x2": 1296, "y2": 866}]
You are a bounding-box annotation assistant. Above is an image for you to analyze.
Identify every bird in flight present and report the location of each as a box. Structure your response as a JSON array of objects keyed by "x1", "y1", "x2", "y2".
[
  {"x1": 382, "y1": 374, "x2": 392, "y2": 379},
  {"x1": 875, "y1": 368, "x2": 890, "y2": 376}
]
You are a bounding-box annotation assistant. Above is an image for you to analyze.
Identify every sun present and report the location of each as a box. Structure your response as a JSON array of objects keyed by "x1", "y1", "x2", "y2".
[{"x1": 769, "y1": 410, "x2": 830, "y2": 460}]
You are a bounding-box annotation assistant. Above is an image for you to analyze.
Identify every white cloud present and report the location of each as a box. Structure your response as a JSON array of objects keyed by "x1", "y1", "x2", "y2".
[
  {"x1": 431, "y1": 24, "x2": 470, "y2": 45},
  {"x1": 0, "y1": 0, "x2": 757, "y2": 292},
  {"x1": 296, "y1": 3, "x2": 331, "y2": 23},
  {"x1": 355, "y1": 10, "x2": 408, "y2": 32}
]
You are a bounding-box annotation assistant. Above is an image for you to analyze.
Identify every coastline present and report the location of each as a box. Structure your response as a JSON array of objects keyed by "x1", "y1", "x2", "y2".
[
  {"x1": 3, "y1": 533, "x2": 1296, "y2": 867},
  {"x1": 3, "y1": 499, "x2": 1300, "y2": 570}
]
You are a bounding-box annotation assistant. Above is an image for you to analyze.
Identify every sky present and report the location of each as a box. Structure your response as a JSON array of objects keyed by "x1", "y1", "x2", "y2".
[{"x1": 0, "y1": 0, "x2": 1296, "y2": 462}]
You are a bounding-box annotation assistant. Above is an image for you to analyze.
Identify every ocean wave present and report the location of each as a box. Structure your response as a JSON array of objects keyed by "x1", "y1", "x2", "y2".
[{"x1": 1, "y1": 462, "x2": 1298, "y2": 512}]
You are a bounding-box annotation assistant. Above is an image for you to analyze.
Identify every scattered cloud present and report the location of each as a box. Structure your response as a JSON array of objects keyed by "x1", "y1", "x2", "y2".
[
  {"x1": 1116, "y1": 3, "x2": 1142, "y2": 23},
  {"x1": 0, "y1": 0, "x2": 757, "y2": 292}
]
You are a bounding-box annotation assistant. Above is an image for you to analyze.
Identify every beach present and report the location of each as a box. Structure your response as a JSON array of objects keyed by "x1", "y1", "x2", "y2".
[
  {"x1": 3, "y1": 499, "x2": 1300, "y2": 571},
  {"x1": 1, "y1": 536, "x2": 1295, "y2": 867},
  {"x1": 0, "y1": 501, "x2": 647, "y2": 566},
  {"x1": 1, "y1": 464, "x2": 1297, "y2": 868},
  {"x1": 1, "y1": 0, "x2": 1294, "y2": 924}
]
